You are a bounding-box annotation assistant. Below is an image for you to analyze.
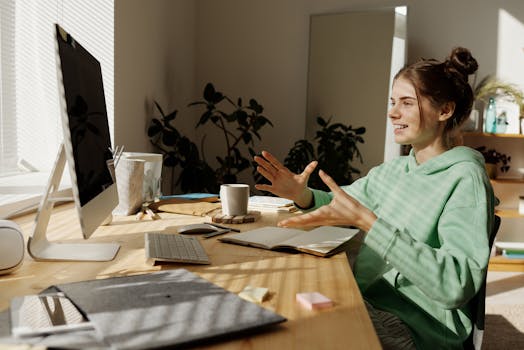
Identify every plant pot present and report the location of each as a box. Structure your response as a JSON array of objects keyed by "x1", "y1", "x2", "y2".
[{"x1": 485, "y1": 163, "x2": 497, "y2": 179}]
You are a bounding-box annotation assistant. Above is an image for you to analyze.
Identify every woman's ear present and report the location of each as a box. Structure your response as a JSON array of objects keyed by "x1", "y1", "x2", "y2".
[{"x1": 438, "y1": 102, "x2": 456, "y2": 121}]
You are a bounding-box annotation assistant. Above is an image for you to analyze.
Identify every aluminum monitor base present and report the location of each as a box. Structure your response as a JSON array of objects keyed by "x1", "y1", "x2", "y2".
[{"x1": 27, "y1": 144, "x2": 120, "y2": 262}]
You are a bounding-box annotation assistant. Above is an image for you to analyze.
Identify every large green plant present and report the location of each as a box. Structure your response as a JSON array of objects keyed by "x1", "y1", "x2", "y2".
[
  {"x1": 284, "y1": 116, "x2": 365, "y2": 191},
  {"x1": 148, "y1": 83, "x2": 273, "y2": 194},
  {"x1": 189, "y1": 83, "x2": 273, "y2": 185},
  {"x1": 148, "y1": 102, "x2": 216, "y2": 193}
]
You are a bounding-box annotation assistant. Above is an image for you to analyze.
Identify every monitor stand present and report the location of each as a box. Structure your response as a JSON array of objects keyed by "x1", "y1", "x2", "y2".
[{"x1": 27, "y1": 144, "x2": 120, "y2": 262}]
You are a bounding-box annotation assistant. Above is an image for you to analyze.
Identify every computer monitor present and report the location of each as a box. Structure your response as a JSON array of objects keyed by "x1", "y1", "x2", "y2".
[{"x1": 27, "y1": 24, "x2": 120, "y2": 261}]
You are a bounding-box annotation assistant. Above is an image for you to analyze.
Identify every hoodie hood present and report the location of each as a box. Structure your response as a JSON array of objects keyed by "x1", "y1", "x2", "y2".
[{"x1": 407, "y1": 146, "x2": 485, "y2": 175}]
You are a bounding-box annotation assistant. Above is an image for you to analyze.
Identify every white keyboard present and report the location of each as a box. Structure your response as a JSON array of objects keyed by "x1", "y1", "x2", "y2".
[{"x1": 145, "y1": 233, "x2": 210, "y2": 265}]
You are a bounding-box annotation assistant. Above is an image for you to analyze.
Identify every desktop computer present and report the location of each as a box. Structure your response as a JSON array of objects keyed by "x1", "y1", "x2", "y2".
[{"x1": 27, "y1": 24, "x2": 120, "y2": 261}]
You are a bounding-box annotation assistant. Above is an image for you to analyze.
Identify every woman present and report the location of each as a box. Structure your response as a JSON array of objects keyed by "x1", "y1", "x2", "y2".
[{"x1": 254, "y1": 47, "x2": 495, "y2": 349}]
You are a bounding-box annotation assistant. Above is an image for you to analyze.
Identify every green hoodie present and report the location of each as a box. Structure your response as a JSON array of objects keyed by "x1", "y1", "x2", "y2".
[{"x1": 309, "y1": 146, "x2": 495, "y2": 349}]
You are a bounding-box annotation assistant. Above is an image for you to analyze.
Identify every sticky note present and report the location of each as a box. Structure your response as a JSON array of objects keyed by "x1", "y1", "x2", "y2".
[
  {"x1": 239, "y1": 286, "x2": 269, "y2": 303},
  {"x1": 296, "y1": 292, "x2": 332, "y2": 310}
]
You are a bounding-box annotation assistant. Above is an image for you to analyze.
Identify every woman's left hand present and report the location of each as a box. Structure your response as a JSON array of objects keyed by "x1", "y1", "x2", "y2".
[{"x1": 278, "y1": 170, "x2": 377, "y2": 232}]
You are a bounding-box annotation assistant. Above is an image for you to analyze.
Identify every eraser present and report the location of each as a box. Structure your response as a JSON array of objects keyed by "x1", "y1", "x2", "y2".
[
  {"x1": 296, "y1": 292, "x2": 332, "y2": 310},
  {"x1": 239, "y1": 286, "x2": 269, "y2": 303}
]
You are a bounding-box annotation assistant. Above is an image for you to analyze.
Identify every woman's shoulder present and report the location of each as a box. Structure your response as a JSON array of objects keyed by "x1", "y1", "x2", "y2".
[{"x1": 447, "y1": 146, "x2": 486, "y2": 172}]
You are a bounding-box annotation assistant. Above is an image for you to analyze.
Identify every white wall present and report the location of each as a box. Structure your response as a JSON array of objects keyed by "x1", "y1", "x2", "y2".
[
  {"x1": 114, "y1": 0, "x2": 524, "y2": 191},
  {"x1": 114, "y1": 0, "x2": 197, "y2": 153},
  {"x1": 193, "y1": 0, "x2": 524, "y2": 177}
]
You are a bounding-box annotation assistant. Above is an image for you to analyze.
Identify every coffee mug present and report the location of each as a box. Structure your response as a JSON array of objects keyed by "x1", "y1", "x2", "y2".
[{"x1": 220, "y1": 184, "x2": 250, "y2": 216}]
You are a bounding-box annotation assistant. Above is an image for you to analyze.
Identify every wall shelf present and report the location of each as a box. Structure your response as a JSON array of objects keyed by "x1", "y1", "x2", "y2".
[
  {"x1": 489, "y1": 255, "x2": 524, "y2": 272},
  {"x1": 496, "y1": 209, "x2": 523, "y2": 218},
  {"x1": 491, "y1": 178, "x2": 524, "y2": 184},
  {"x1": 463, "y1": 132, "x2": 524, "y2": 139},
  {"x1": 464, "y1": 131, "x2": 524, "y2": 271}
]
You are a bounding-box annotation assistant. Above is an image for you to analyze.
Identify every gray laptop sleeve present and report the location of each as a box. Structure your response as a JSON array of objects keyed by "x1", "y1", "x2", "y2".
[{"x1": 0, "y1": 269, "x2": 286, "y2": 349}]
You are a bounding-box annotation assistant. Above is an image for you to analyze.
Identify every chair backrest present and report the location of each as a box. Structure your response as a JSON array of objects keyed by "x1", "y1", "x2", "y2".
[{"x1": 468, "y1": 214, "x2": 501, "y2": 350}]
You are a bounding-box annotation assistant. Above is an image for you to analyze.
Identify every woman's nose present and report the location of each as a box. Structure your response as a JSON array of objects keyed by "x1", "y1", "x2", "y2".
[{"x1": 387, "y1": 106, "x2": 399, "y2": 119}]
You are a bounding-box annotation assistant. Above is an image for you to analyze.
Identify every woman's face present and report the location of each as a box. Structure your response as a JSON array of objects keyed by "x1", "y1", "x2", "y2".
[{"x1": 388, "y1": 77, "x2": 446, "y2": 150}]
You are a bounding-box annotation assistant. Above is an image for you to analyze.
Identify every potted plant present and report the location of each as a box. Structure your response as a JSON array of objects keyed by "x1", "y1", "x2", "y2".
[
  {"x1": 283, "y1": 116, "x2": 365, "y2": 191},
  {"x1": 474, "y1": 75, "x2": 524, "y2": 116},
  {"x1": 188, "y1": 83, "x2": 273, "y2": 186},
  {"x1": 475, "y1": 146, "x2": 511, "y2": 179},
  {"x1": 148, "y1": 83, "x2": 273, "y2": 194},
  {"x1": 148, "y1": 102, "x2": 216, "y2": 193}
]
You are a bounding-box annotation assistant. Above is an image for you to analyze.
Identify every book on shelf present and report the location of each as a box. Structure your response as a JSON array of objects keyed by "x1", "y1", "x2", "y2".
[
  {"x1": 502, "y1": 249, "x2": 524, "y2": 259},
  {"x1": 248, "y1": 195, "x2": 298, "y2": 213},
  {"x1": 219, "y1": 225, "x2": 360, "y2": 257}
]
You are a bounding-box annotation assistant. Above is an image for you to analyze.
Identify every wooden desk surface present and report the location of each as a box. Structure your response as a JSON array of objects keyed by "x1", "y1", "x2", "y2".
[{"x1": 1, "y1": 203, "x2": 380, "y2": 349}]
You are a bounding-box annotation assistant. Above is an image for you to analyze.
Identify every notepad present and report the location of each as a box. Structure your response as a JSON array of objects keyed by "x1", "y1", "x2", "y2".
[
  {"x1": 296, "y1": 292, "x2": 333, "y2": 310},
  {"x1": 219, "y1": 226, "x2": 359, "y2": 257},
  {"x1": 239, "y1": 286, "x2": 269, "y2": 303},
  {"x1": 248, "y1": 196, "x2": 297, "y2": 213}
]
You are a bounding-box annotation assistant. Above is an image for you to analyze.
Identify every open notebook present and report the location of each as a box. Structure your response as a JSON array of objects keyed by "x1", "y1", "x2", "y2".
[{"x1": 219, "y1": 226, "x2": 360, "y2": 257}]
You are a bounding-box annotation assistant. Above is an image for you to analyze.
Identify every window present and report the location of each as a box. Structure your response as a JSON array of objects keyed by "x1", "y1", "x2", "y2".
[{"x1": 0, "y1": 0, "x2": 114, "y2": 217}]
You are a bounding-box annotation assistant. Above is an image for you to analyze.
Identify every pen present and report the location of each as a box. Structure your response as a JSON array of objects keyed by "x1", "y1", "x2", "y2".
[{"x1": 205, "y1": 222, "x2": 240, "y2": 232}]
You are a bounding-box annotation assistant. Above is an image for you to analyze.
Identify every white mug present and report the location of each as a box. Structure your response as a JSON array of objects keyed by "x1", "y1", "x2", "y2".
[{"x1": 220, "y1": 184, "x2": 250, "y2": 216}]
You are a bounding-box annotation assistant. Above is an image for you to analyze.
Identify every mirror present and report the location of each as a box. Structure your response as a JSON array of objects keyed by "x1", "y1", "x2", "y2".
[{"x1": 306, "y1": 7, "x2": 407, "y2": 176}]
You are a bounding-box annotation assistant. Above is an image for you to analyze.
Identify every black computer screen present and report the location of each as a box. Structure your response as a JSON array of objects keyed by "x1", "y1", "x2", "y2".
[{"x1": 56, "y1": 24, "x2": 113, "y2": 207}]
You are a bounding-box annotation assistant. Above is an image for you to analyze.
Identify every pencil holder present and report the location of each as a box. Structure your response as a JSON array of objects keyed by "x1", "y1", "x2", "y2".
[{"x1": 113, "y1": 158, "x2": 144, "y2": 215}]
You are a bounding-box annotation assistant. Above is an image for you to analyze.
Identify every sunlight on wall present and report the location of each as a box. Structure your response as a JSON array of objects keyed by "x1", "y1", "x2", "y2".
[
  {"x1": 497, "y1": 9, "x2": 524, "y2": 90},
  {"x1": 384, "y1": 7, "x2": 407, "y2": 162}
]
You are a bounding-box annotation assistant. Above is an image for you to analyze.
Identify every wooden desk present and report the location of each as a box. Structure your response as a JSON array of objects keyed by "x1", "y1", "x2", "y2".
[{"x1": 0, "y1": 203, "x2": 380, "y2": 349}]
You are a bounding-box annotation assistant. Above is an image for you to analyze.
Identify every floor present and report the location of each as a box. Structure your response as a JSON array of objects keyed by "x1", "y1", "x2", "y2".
[
  {"x1": 486, "y1": 270, "x2": 524, "y2": 305},
  {"x1": 484, "y1": 270, "x2": 524, "y2": 349}
]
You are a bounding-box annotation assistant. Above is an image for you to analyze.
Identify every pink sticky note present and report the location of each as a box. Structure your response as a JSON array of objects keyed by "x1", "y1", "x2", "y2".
[{"x1": 296, "y1": 292, "x2": 333, "y2": 310}]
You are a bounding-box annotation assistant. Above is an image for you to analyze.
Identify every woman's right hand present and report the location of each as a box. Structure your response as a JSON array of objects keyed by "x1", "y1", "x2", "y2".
[{"x1": 254, "y1": 150, "x2": 317, "y2": 208}]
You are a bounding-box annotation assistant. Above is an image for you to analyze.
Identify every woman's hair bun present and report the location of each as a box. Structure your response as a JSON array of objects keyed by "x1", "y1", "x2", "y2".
[{"x1": 446, "y1": 47, "x2": 478, "y2": 78}]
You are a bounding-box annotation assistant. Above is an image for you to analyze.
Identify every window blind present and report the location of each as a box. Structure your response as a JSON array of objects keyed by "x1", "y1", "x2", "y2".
[
  {"x1": 0, "y1": 1, "x2": 17, "y2": 175},
  {"x1": 0, "y1": 0, "x2": 114, "y2": 176}
]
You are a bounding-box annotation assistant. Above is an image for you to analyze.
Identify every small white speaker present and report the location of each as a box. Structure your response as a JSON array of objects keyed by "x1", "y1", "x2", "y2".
[{"x1": 0, "y1": 220, "x2": 24, "y2": 274}]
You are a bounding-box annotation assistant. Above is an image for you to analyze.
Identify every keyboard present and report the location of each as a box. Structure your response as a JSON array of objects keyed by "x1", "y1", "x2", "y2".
[{"x1": 145, "y1": 233, "x2": 210, "y2": 265}]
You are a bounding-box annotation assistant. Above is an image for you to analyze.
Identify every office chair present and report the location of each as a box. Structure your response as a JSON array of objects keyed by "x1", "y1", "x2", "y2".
[{"x1": 468, "y1": 214, "x2": 501, "y2": 350}]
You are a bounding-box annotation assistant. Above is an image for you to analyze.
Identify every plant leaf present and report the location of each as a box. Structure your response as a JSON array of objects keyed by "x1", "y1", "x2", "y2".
[
  {"x1": 147, "y1": 119, "x2": 162, "y2": 137},
  {"x1": 164, "y1": 110, "x2": 178, "y2": 122},
  {"x1": 164, "y1": 154, "x2": 178, "y2": 167},
  {"x1": 154, "y1": 100, "x2": 166, "y2": 117},
  {"x1": 196, "y1": 110, "x2": 212, "y2": 127},
  {"x1": 354, "y1": 126, "x2": 366, "y2": 134},
  {"x1": 249, "y1": 99, "x2": 263, "y2": 114},
  {"x1": 204, "y1": 83, "x2": 216, "y2": 101},
  {"x1": 162, "y1": 130, "x2": 177, "y2": 146}
]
